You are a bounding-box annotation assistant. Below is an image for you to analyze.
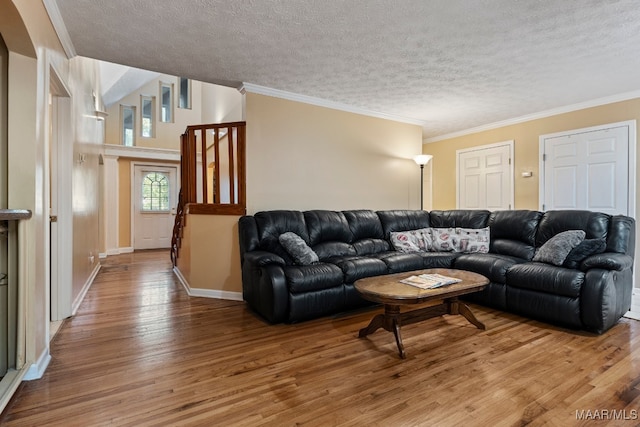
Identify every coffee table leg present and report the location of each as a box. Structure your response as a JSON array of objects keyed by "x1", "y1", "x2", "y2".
[
  {"x1": 392, "y1": 318, "x2": 406, "y2": 359},
  {"x1": 448, "y1": 297, "x2": 485, "y2": 330},
  {"x1": 358, "y1": 314, "x2": 385, "y2": 337}
]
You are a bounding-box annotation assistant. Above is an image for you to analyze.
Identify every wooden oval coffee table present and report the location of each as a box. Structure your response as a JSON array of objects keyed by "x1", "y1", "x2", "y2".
[{"x1": 355, "y1": 268, "x2": 488, "y2": 359}]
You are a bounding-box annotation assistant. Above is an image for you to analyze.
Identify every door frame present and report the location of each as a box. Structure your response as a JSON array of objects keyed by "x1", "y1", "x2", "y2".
[
  {"x1": 538, "y1": 120, "x2": 637, "y2": 217},
  {"x1": 48, "y1": 64, "x2": 72, "y2": 322},
  {"x1": 456, "y1": 140, "x2": 514, "y2": 209},
  {"x1": 130, "y1": 161, "x2": 179, "y2": 250}
]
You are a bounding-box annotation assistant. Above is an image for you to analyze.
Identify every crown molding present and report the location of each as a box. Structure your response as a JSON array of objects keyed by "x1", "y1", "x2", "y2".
[
  {"x1": 423, "y1": 90, "x2": 640, "y2": 143},
  {"x1": 241, "y1": 83, "x2": 426, "y2": 127},
  {"x1": 43, "y1": 0, "x2": 77, "y2": 59}
]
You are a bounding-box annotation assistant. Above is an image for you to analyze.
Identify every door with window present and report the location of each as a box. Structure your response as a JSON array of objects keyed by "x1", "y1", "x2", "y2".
[{"x1": 133, "y1": 165, "x2": 178, "y2": 249}]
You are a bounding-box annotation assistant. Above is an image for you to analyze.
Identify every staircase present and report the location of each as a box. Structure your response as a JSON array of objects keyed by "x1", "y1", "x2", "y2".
[{"x1": 170, "y1": 121, "x2": 246, "y2": 266}]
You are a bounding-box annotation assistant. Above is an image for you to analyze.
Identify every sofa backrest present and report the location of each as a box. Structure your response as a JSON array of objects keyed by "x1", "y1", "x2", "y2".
[
  {"x1": 376, "y1": 210, "x2": 430, "y2": 238},
  {"x1": 535, "y1": 210, "x2": 609, "y2": 246},
  {"x1": 535, "y1": 210, "x2": 635, "y2": 257},
  {"x1": 251, "y1": 210, "x2": 309, "y2": 263},
  {"x1": 489, "y1": 210, "x2": 542, "y2": 260},
  {"x1": 429, "y1": 210, "x2": 490, "y2": 228},
  {"x1": 304, "y1": 210, "x2": 356, "y2": 259},
  {"x1": 343, "y1": 210, "x2": 390, "y2": 255},
  {"x1": 607, "y1": 215, "x2": 636, "y2": 257}
]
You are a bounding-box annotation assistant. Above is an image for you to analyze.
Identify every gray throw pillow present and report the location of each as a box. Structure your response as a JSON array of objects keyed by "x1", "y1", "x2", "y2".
[
  {"x1": 278, "y1": 232, "x2": 319, "y2": 265},
  {"x1": 533, "y1": 230, "x2": 586, "y2": 266}
]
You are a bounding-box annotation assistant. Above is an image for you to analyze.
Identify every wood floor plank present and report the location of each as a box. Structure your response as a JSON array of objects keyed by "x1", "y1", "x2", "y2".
[{"x1": 1, "y1": 249, "x2": 640, "y2": 426}]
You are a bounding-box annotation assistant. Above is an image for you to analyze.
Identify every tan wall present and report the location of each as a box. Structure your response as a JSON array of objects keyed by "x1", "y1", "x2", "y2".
[
  {"x1": 424, "y1": 98, "x2": 640, "y2": 211},
  {"x1": 245, "y1": 93, "x2": 424, "y2": 213},
  {"x1": 177, "y1": 214, "x2": 241, "y2": 294},
  {"x1": 5, "y1": 1, "x2": 103, "y2": 373},
  {"x1": 182, "y1": 93, "x2": 423, "y2": 293}
]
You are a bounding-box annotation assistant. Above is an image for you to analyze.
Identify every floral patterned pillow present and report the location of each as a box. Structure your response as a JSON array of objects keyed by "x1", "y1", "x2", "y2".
[
  {"x1": 429, "y1": 227, "x2": 457, "y2": 252},
  {"x1": 456, "y1": 227, "x2": 490, "y2": 253},
  {"x1": 390, "y1": 228, "x2": 431, "y2": 253}
]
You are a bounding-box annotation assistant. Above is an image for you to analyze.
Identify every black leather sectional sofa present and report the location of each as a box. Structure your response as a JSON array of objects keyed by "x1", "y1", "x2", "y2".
[{"x1": 238, "y1": 209, "x2": 635, "y2": 333}]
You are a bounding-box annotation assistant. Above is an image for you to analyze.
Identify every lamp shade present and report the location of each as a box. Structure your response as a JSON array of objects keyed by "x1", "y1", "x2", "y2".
[{"x1": 414, "y1": 154, "x2": 433, "y2": 166}]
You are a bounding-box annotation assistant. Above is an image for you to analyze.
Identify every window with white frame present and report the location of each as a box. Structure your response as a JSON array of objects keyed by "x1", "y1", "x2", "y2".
[
  {"x1": 140, "y1": 95, "x2": 155, "y2": 138},
  {"x1": 121, "y1": 105, "x2": 136, "y2": 146},
  {"x1": 178, "y1": 77, "x2": 191, "y2": 109},
  {"x1": 141, "y1": 171, "x2": 170, "y2": 211},
  {"x1": 160, "y1": 82, "x2": 173, "y2": 123}
]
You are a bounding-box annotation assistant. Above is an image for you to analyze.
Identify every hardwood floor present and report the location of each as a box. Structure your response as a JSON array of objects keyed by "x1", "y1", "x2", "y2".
[{"x1": 2, "y1": 250, "x2": 640, "y2": 426}]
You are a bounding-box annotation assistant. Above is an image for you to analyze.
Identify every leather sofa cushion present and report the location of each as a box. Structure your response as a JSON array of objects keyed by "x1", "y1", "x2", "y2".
[
  {"x1": 416, "y1": 252, "x2": 459, "y2": 268},
  {"x1": 507, "y1": 287, "x2": 582, "y2": 329},
  {"x1": 489, "y1": 210, "x2": 542, "y2": 245},
  {"x1": 370, "y1": 251, "x2": 425, "y2": 273},
  {"x1": 343, "y1": 210, "x2": 384, "y2": 240},
  {"x1": 488, "y1": 210, "x2": 542, "y2": 260},
  {"x1": 454, "y1": 253, "x2": 525, "y2": 284},
  {"x1": 535, "y1": 210, "x2": 609, "y2": 246},
  {"x1": 377, "y1": 210, "x2": 430, "y2": 238},
  {"x1": 326, "y1": 255, "x2": 389, "y2": 283},
  {"x1": 429, "y1": 210, "x2": 490, "y2": 228},
  {"x1": 352, "y1": 238, "x2": 391, "y2": 255},
  {"x1": 507, "y1": 262, "x2": 585, "y2": 298},
  {"x1": 289, "y1": 287, "x2": 345, "y2": 322},
  {"x1": 312, "y1": 241, "x2": 356, "y2": 260},
  {"x1": 305, "y1": 210, "x2": 352, "y2": 246},
  {"x1": 254, "y1": 210, "x2": 309, "y2": 262},
  {"x1": 284, "y1": 263, "x2": 344, "y2": 293},
  {"x1": 607, "y1": 215, "x2": 635, "y2": 256}
]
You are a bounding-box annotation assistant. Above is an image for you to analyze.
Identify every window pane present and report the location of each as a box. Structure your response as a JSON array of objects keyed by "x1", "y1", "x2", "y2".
[
  {"x1": 179, "y1": 77, "x2": 191, "y2": 109},
  {"x1": 141, "y1": 96, "x2": 154, "y2": 138},
  {"x1": 160, "y1": 84, "x2": 172, "y2": 122},
  {"x1": 122, "y1": 106, "x2": 135, "y2": 146},
  {"x1": 141, "y1": 172, "x2": 170, "y2": 211}
]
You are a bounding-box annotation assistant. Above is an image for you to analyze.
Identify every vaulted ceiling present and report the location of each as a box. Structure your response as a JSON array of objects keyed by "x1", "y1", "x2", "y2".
[{"x1": 50, "y1": 0, "x2": 640, "y2": 140}]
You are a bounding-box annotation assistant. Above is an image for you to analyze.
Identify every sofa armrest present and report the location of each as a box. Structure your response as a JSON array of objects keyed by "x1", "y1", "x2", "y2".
[
  {"x1": 241, "y1": 253, "x2": 289, "y2": 323},
  {"x1": 243, "y1": 250, "x2": 286, "y2": 267},
  {"x1": 581, "y1": 268, "x2": 633, "y2": 333},
  {"x1": 581, "y1": 253, "x2": 633, "y2": 271}
]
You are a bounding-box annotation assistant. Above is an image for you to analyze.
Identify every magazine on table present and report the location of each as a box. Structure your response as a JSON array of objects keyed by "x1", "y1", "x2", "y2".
[{"x1": 399, "y1": 273, "x2": 462, "y2": 289}]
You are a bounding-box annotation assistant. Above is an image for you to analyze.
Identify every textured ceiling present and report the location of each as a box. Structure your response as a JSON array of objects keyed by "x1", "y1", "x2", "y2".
[{"x1": 53, "y1": 0, "x2": 640, "y2": 139}]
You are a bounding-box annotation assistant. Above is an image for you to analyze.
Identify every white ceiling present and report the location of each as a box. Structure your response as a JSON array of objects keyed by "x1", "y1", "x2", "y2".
[{"x1": 51, "y1": 0, "x2": 640, "y2": 140}]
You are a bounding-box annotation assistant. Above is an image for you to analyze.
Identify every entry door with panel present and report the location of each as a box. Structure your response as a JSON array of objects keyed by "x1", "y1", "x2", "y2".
[
  {"x1": 541, "y1": 125, "x2": 630, "y2": 215},
  {"x1": 457, "y1": 142, "x2": 513, "y2": 210},
  {"x1": 133, "y1": 165, "x2": 178, "y2": 250}
]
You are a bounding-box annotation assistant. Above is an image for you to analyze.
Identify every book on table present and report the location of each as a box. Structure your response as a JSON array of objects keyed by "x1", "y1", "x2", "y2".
[{"x1": 399, "y1": 273, "x2": 462, "y2": 289}]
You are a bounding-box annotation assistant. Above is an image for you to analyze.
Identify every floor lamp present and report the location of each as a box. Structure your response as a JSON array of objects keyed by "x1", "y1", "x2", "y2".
[{"x1": 413, "y1": 155, "x2": 433, "y2": 210}]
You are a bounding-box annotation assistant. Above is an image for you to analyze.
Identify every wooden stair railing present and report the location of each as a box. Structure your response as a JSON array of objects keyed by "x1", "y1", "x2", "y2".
[
  {"x1": 171, "y1": 122, "x2": 246, "y2": 266},
  {"x1": 170, "y1": 188, "x2": 185, "y2": 267}
]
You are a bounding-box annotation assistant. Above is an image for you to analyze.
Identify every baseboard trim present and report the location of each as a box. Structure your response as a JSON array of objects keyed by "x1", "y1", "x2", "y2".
[
  {"x1": 119, "y1": 247, "x2": 134, "y2": 254},
  {"x1": 23, "y1": 348, "x2": 51, "y2": 381},
  {"x1": 72, "y1": 262, "x2": 101, "y2": 316},
  {"x1": 173, "y1": 267, "x2": 243, "y2": 301},
  {"x1": 98, "y1": 252, "x2": 107, "y2": 259}
]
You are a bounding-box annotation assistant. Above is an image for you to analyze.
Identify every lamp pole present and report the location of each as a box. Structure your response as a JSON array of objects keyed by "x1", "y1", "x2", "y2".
[
  {"x1": 413, "y1": 154, "x2": 432, "y2": 211},
  {"x1": 419, "y1": 164, "x2": 424, "y2": 210}
]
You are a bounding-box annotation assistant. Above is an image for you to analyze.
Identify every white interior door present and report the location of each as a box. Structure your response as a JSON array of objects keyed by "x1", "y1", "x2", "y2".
[
  {"x1": 457, "y1": 141, "x2": 513, "y2": 210},
  {"x1": 541, "y1": 124, "x2": 631, "y2": 215},
  {"x1": 133, "y1": 165, "x2": 177, "y2": 250}
]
